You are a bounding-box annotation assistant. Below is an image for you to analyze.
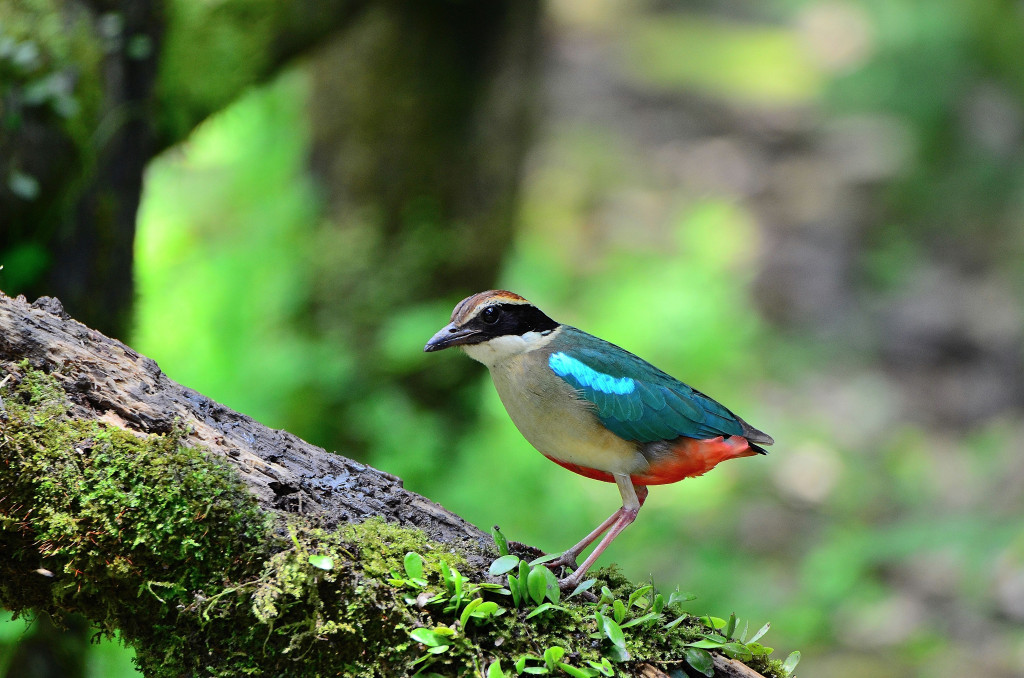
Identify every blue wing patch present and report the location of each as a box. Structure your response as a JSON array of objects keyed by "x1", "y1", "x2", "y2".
[
  {"x1": 546, "y1": 329, "x2": 754, "y2": 444},
  {"x1": 549, "y1": 352, "x2": 636, "y2": 395}
]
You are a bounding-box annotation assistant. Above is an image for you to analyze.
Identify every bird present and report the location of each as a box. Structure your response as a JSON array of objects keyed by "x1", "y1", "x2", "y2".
[{"x1": 424, "y1": 290, "x2": 773, "y2": 590}]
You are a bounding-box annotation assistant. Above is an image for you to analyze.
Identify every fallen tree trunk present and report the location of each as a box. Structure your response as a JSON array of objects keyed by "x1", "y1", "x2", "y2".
[{"x1": 0, "y1": 291, "x2": 778, "y2": 677}]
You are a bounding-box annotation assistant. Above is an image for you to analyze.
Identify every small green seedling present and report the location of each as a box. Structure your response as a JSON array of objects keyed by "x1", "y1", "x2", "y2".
[
  {"x1": 389, "y1": 551, "x2": 429, "y2": 589},
  {"x1": 408, "y1": 625, "x2": 456, "y2": 666},
  {"x1": 492, "y1": 525, "x2": 510, "y2": 556},
  {"x1": 782, "y1": 650, "x2": 801, "y2": 676},
  {"x1": 592, "y1": 611, "x2": 628, "y2": 662},
  {"x1": 307, "y1": 554, "x2": 334, "y2": 571}
]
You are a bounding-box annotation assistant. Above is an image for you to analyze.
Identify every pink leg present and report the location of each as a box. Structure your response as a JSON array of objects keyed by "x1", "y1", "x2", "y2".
[
  {"x1": 556, "y1": 475, "x2": 648, "y2": 590},
  {"x1": 547, "y1": 511, "x2": 620, "y2": 571}
]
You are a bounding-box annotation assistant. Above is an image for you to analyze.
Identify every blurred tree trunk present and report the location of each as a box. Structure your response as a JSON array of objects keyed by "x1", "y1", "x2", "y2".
[
  {"x1": 1, "y1": 1, "x2": 539, "y2": 673},
  {"x1": 300, "y1": 0, "x2": 541, "y2": 457},
  {"x1": 3, "y1": 615, "x2": 88, "y2": 678},
  {"x1": 0, "y1": 0, "x2": 367, "y2": 339}
]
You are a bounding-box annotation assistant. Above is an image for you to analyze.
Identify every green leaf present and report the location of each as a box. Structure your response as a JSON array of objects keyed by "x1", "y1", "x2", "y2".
[
  {"x1": 460, "y1": 597, "x2": 483, "y2": 629},
  {"x1": 721, "y1": 642, "x2": 752, "y2": 661},
  {"x1": 568, "y1": 578, "x2": 597, "y2": 598},
  {"x1": 782, "y1": 650, "x2": 801, "y2": 676},
  {"x1": 492, "y1": 525, "x2": 510, "y2": 556},
  {"x1": 308, "y1": 554, "x2": 334, "y2": 571},
  {"x1": 586, "y1": 658, "x2": 615, "y2": 676},
  {"x1": 515, "y1": 656, "x2": 529, "y2": 673},
  {"x1": 487, "y1": 659, "x2": 506, "y2": 678},
  {"x1": 522, "y1": 668, "x2": 550, "y2": 675},
  {"x1": 557, "y1": 662, "x2": 598, "y2": 678},
  {"x1": 612, "y1": 598, "x2": 626, "y2": 624},
  {"x1": 473, "y1": 601, "x2": 501, "y2": 617},
  {"x1": 525, "y1": 602, "x2": 564, "y2": 619},
  {"x1": 476, "y1": 582, "x2": 507, "y2": 592},
  {"x1": 652, "y1": 593, "x2": 665, "y2": 614},
  {"x1": 404, "y1": 552, "x2": 424, "y2": 581},
  {"x1": 529, "y1": 552, "x2": 563, "y2": 566},
  {"x1": 452, "y1": 567, "x2": 464, "y2": 599},
  {"x1": 684, "y1": 647, "x2": 714, "y2": 677},
  {"x1": 527, "y1": 565, "x2": 548, "y2": 606},
  {"x1": 508, "y1": 575, "x2": 521, "y2": 608},
  {"x1": 440, "y1": 560, "x2": 453, "y2": 589},
  {"x1": 604, "y1": 644, "x2": 630, "y2": 663},
  {"x1": 542, "y1": 566, "x2": 561, "y2": 604},
  {"x1": 409, "y1": 628, "x2": 444, "y2": 647},
  {"x1": 724, "y1": 612, "x2": 737, "y2": 640},
  {"x1": 489, "y1": 554, "x2": 521, "y2": 576},
  {"x1": 664, "y1": 614, "x2": 688, "y2": 629},
  {"x1": 427, "y1": 644, "x2": 450, "y2": 655},
  {"x1": 700, "y1": 615, "x2": 727, "y2": 630},
  {"x1": 688, "y1": 639, "x2": 724, "y2": 649},
  {"x1": 620, "y1": 611, "x2": 662, "y2": 628},
  {"x1": 595, "y1": 612, "x2": 626, "y2": 649},
  {"x1": 749, "y1": 622, "x2": 770, "y2": 644},
  {"x1": 627, "y1": 585, "x2": 653, "y2": 609},
  {"x1": 543, "y1": 645, "x2": 566, "y2": 669},
  {"x1": 668, "y1": 590, "x2": 697, "y2": 605},
  {"x1": 745, "y1": 642, "x2": 773, "y2": 656}
]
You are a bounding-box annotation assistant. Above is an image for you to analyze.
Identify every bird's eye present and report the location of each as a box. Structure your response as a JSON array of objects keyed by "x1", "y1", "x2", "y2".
[{"x1": 480, "y1": 305, "x2": 500, "y2": 324}]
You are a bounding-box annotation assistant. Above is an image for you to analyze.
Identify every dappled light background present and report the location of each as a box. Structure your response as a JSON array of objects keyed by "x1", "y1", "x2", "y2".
[{"x1": 17, "y1": 1, "x2": 1022, "y2": 676}]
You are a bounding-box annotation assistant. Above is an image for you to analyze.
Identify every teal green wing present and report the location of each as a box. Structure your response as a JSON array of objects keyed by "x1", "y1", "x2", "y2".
[{"x1": 547, "y1": 330, "x2": 768, "y2": 445}]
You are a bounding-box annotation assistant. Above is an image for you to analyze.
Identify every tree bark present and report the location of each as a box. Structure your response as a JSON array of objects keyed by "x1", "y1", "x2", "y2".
[
  {"x1": 0, "y1": 291, "x2": 773, "y2": 678},
  {"x1": 0, "y1": 291, "x2": 483, "y2": 547}
]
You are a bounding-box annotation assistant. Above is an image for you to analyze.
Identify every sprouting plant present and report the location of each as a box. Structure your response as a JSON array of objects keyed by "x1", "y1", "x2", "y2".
[
  {"x1": 287, "y1": 524, "x2": 335, "y2": 572},
  {"x1": 490, "y1": 553, "x2": 565, "y2": 617},
  {"x1": 395, "y1": 532, "x2": 799, "y2": 678},
  {"x1": 513, "y1": 645, "x2": 612, "y2": 677},
  {"x1": 409, "y1": 625, "x2": 457, "y2": 668}
]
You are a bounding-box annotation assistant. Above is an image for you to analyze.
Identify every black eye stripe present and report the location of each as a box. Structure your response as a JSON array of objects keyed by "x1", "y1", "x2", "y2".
[{"x1": 468, "y1": 302, "x2": 559, "y2": 336}]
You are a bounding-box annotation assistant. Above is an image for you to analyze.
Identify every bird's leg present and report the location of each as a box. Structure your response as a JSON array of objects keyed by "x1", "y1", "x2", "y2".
[
  {"x1": 546, "y1": 511, "x2": 621, "y2": 571},
  {"x1": 557, "y1": 474, "x2": 648, "y2": 591}
]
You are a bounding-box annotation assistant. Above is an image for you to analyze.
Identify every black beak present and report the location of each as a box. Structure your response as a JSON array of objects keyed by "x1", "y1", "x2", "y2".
[{"x1": 424, "y1": 323, "x2": 480, "y2": 352}]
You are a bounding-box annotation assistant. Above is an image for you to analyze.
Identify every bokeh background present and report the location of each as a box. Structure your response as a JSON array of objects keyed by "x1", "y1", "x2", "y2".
[{"x1": 3, "y1": 1, "x2": 1024, "y2": 677}]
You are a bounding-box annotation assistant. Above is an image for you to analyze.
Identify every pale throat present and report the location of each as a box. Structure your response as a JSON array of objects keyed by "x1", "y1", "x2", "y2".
[{"x1": 462, "y1": 327, "x2": 561, "y2": 368}]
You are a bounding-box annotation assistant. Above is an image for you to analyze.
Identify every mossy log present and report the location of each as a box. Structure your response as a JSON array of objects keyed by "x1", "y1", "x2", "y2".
[{"x1": 0, "y1": 291, "x2": 775, "y2": 678}]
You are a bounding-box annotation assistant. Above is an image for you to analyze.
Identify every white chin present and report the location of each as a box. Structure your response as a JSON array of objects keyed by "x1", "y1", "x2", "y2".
[{"x1": 462, "y1": 330, "x2": 556, "y2": 367}]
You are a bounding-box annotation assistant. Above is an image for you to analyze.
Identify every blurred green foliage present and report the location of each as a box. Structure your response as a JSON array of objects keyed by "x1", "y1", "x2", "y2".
[
  {"x1": 0, "y1": 612, "x2": 137, "y2": 678},
  {"x1": 7, "y1": 0, "x2": 1024, "y2": 676}
]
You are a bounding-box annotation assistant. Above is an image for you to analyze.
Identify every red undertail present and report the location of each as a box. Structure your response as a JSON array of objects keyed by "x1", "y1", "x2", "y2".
[{"x1": 543, "y1": 436, "x2": 758, "y2": 486}]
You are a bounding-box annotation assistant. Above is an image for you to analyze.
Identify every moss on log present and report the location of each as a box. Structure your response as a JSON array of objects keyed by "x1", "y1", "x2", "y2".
[{"x1": 0, "y1": 292, "x2": 783, "y2": 677}]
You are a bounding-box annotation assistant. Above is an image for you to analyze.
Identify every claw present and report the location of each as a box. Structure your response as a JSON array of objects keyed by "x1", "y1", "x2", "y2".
[{"x1": 545, "y1": 552, "x2": 580, "y2": 572}]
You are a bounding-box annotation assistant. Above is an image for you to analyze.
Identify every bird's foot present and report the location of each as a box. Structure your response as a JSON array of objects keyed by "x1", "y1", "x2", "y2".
[{"x1": 544, "y1": 551, "x2": 580, "y2": 572}]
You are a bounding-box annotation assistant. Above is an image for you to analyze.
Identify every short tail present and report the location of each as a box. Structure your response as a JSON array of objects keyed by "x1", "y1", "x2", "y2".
[
  {"x1": 747, "y1": 441, "x2": 770, "y2": 455},
  {"x1": 736, "y1": 415, "x2": 773, "y2": 454}
]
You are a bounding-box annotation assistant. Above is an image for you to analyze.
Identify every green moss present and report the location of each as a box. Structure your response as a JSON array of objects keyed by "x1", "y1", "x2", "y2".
[
  {"x1": 0, "y1": 365, "x2": 457, "y2": 676},
  {"x1": 0, "y1": 365, "x2": 789, "y2": 677}
]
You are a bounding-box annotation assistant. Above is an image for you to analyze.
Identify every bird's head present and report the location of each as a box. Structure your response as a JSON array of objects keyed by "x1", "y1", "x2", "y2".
[{"x1": 424, "y1": 290, "x2": 560, "y2": 366}]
